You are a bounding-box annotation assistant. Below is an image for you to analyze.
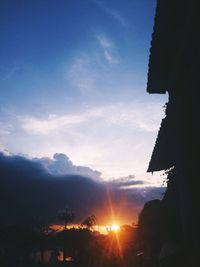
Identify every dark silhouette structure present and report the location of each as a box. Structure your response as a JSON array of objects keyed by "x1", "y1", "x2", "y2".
[
  {"x1": 146, "y1": 0, "x2": 200, "y2": 265},
  {"x1": 0, "y1": 221, "x2": 137, "y2": 267}
]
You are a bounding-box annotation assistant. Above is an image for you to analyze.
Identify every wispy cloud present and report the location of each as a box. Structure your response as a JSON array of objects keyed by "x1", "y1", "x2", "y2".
[
  {"x1": 107, "y1": 9, "x2": 127, "y2": 27},
  {"x1": 94, "y1": 0, "x2": 127, "y2": 27},
  {"x1": 21, "y1": 113, "x2": 87, "y2": 135},
  {"x1": 0, "y1": 121, "x2": 12, "y2": 139},
  {"x1": 67, "y1": 37, "x2": 118, "y2": 93},
  {"x1": 0, "y1": 122, "x2": 12, "y2": 155},
  {"x1": 68, "y1": 55, "x2": 97, "y2": 93},
  {"x1": 97, "y1": 34, "x2": 113, "y2": 48},
  {"x1": 20, "y1": 102, "x2": 164, "y2": 135},
  {"x1": 96, "y1": 34, "x2": 118, "y2": 64}
]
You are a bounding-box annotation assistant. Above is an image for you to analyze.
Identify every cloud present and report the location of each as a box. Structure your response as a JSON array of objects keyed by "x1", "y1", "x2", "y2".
[
  {"x1": 21, "y1": 113, "x2": 87, "y2": 135},
  {"x1": 0, "y1": 121, "x2": 12, "y2": 136},
  {"x1": 20, "y1": 102, "x2": 163, "y2": 135},
  {"x1": 33, "y1": 153, "x2": 102, "y2": 181},
  {"x1": 97, "y1": 35, "x2": 113, "y2": 49},
  {"x1": 97, "y1": 34, "x2": 118, "y2": 64},
  {"x1": 0, "y1": 152, "x2": 165, "y2": 224},
  {"x1": 67, "y1": 34, "x2": 118, "y2": 94},
  {"x1": 94, "y1": 0, "x2": 127, "y2": 27},
  {"x1": 107, "y1": 9, "x2": 127, "y2": 27},
  {"x1": 0, "y1": 122, "x2": 12, "y2": 153},
  {"x1": 1, "y1": 99, "x2": 165, "y2": 180},
  {"x1": 68, "y1": 55, "x2": 97, "y2": 93},
  {"x1": 0, "y1": 128, "x2": 11, "y2": 136},
  {"x1": 107, "y1": 175, "x2": 146, "y2": 189}
]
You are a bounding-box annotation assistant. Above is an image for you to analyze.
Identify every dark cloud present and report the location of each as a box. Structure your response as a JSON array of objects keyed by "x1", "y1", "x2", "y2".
[
  {"x1": 33, "y1": 153, "x2": 102, "y2": 181},
  {"x1": 106, "y1": 175, "x2": 145, "y2": 189},
  {"x1": 0, "y1": 152, "x2": 166, "y2": 224}
]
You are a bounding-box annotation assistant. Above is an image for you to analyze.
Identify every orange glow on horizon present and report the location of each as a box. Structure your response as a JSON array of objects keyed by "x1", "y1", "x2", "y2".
[{"x1": 50, "y1": 223, "x2": 124, "y2": 235}]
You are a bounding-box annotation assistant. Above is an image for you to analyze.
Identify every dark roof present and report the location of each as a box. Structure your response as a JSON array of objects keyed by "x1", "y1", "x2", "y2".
[
  {"x1": 147, "y1": 117, "x2": 174, "y2": 172},
  {"x1": 147, "y1": 0, "x2": 196, "y2": 94},
  {"x1": 147, "y1": 0, "x2": 200, "y2": 172}
]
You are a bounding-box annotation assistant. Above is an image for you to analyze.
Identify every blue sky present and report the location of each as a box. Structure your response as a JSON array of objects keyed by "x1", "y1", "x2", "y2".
[{"x1": 0, "y1": 0, "x2": 167, "y2": 183}]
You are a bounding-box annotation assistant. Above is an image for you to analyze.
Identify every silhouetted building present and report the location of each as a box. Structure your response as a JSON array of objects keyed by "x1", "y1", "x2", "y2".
[{"x1": 147, "y1": 0, "x2": 200, "y2": 266}]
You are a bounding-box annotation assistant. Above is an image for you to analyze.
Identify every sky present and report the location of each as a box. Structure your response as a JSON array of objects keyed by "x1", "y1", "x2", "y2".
[{"x1": 0, "y1": 0, "x2": 167, "y2": 185}]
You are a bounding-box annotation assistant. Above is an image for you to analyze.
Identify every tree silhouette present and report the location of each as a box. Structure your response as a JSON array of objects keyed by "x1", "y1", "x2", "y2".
[
  {"x1": 81, "y1": 214, "x2": 96, "y2": 230},
  {"x1": 58, "y1": 207, "x2": 75, "y2": 263},
  {"x1": 58, "y1": 207, "x2": 75, "y2": 231}
]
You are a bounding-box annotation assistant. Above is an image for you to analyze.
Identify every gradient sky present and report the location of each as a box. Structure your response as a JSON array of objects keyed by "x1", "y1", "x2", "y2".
[{"x1": 0, "y1": 0, "x2": 167, "y2": 183}]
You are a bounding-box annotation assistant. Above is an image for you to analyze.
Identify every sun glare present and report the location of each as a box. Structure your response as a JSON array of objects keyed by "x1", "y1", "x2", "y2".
[{"x1": 110, "y1": 224, "x2": 120, "y2": 232}]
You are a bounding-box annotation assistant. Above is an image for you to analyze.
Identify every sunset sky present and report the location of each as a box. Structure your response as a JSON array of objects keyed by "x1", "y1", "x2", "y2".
[{"x1": 0, "y1": 0, "x2": 167, "y2": 184}]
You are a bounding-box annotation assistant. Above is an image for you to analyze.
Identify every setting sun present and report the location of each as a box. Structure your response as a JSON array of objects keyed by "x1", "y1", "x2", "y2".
[{"x1": 110, "y1": 224, "x2": 120, "y2": 232}]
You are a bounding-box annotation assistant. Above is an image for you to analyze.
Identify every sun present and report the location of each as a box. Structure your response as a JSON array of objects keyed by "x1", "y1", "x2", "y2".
[{"x1": 110, "y1": 224, "x2": 120, "y2": 232}]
